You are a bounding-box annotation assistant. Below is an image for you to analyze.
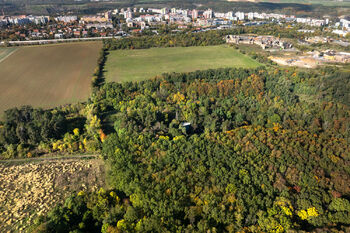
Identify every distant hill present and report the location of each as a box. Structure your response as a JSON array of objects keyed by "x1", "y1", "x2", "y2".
[{"x1": 0, "y1": 0, "x2": 349, "y2": 16}]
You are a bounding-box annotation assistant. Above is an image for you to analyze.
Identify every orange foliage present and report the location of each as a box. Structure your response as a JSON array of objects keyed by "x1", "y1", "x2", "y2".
[{"x1": 99, "y1": 129, "x2": 107, "y2": 142}]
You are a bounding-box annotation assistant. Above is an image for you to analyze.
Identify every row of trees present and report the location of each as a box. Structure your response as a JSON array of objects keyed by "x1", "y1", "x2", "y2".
[
  {"x1": 103, "y1": 23, "x2": 331, "y2": 52},
  {"x1": 91, "y1": 48, "x2": 108, "y2": 90},
  {"x1": 104, "y1": 30, "x2": 229, "y2": 50}
]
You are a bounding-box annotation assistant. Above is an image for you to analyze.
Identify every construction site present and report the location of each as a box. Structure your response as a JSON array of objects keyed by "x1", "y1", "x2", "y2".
[
  {"x1": 226, "y1": 34, "x2": 350, "y2": 68},
  {"x1": 269, "y1": 50, "x2": 350, "y2": 68},
  {"x1": 226, "y1": 34, "x2": 293, "y2": 50}
]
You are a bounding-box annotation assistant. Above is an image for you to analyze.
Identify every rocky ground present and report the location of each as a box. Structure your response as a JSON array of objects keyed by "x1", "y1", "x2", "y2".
[{"x1": 0, "y1": 156, "x2": 105, "y2": 233}]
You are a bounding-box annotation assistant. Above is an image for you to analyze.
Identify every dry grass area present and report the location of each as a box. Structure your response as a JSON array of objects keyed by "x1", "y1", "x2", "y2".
[
  {"x1": 0, "y1": 157, "x2": 105, "y2": 233},
  {"x1": 0, "y1": 42, "x2": 102, "y2": 114}
]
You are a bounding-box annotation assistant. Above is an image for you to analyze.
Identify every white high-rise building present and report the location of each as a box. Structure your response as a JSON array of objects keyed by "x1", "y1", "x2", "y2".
[
  {"x1": 161, "y1": 8, "x2": 169, "y2": 15},
  {"x1": 340, "y1": 19, "x2": 350, "y2": 29},
  {"x1": 248, "y1": 12, "x2": 254, "y2": 20},
  {"x1": 55, "y1": 16, "x2": 77, "y2": 23},
  {"x1": 124, "y1": 11, "x2": 133, "y2": 19},
  {"x1": 226, "y1": 11, "x2": 234, "y2": 20},
  {"x1": 183, "y1": 10, "x2": 188, "y2": 17},
  {"x1": 203, "y1": 9, "x2": 213, "y2": 19},
  {"x1": 192, "y1": 9, "x2": 198, "y2": 19},
  {"x1": 235, "y1": 12, "x2": 245, "y2": 21}
]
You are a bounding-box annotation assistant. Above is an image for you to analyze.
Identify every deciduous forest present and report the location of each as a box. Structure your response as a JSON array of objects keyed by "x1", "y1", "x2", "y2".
[{"x1": 16, "y1": 65, "x2": 349, "y2": 232}]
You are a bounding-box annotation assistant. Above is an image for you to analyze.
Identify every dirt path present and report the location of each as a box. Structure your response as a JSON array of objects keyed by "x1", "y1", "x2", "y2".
[
  {"x1": 0, "y1": 48, "x2": 17, "y2": 64},
  {"x1": 0, "y1": 154, "x2": 99, "y2": 164}
]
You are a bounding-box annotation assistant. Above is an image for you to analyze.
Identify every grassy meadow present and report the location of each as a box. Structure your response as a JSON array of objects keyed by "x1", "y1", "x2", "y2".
[
  {"x1": 0, "y1": 42, "x2": 102, "y2": 114},
  {"x1": 104, "y1": 45, "x2": 262, "y2": 82}
]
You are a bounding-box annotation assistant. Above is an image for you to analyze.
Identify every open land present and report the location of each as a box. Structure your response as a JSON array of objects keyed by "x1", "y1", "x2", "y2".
[
  {"x1": 0, "y1": 42, "x2": 102, "y2": 114},
  {"x1": 0, "y1": 156, "x2": 105, "y2": 232},
  {"x1": 104, "y1": 45, "x2": 262, "y2": 82}
]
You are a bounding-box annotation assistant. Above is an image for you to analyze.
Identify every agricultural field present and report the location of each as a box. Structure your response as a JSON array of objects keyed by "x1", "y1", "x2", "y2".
[
  {"x1": 0, "y1": 42, "x2": 102, "y2": 114},
  {"x1": 104, "y1": 45, "x2": 262, "y2": 82}
]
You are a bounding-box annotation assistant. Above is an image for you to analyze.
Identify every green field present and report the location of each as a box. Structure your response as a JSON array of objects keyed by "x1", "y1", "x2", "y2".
[
  {"x1": 0, "y1": 42, "x2": 102, "y2": 114},
  {"x1": 104, "y1": 45, "x2": 262, "y2": 82}
]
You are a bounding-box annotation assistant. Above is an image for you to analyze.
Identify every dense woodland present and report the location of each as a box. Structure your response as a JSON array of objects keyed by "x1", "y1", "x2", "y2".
[{"x1": 25, "y1": 65, "x2": 350, "y2": 232}]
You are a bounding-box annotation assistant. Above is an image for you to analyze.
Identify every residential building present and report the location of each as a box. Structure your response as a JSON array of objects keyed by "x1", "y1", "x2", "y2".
[
  {"x1": 203, "y1": 9, "x2": 213, "y2": 19},
  {"x1": 191, "y1": 9, "x2": 198, "y2": 19}
]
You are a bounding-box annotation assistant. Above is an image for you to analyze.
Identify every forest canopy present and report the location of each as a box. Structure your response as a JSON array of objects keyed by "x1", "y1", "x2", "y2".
[{"x1": 32, "y1": 66, "x2": 350, "y2": 232}]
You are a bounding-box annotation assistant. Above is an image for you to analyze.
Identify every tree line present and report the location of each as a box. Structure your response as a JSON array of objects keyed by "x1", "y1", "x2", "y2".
[{"x1": 103, "y1": 24, "x2": 325, "y2": 51}]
